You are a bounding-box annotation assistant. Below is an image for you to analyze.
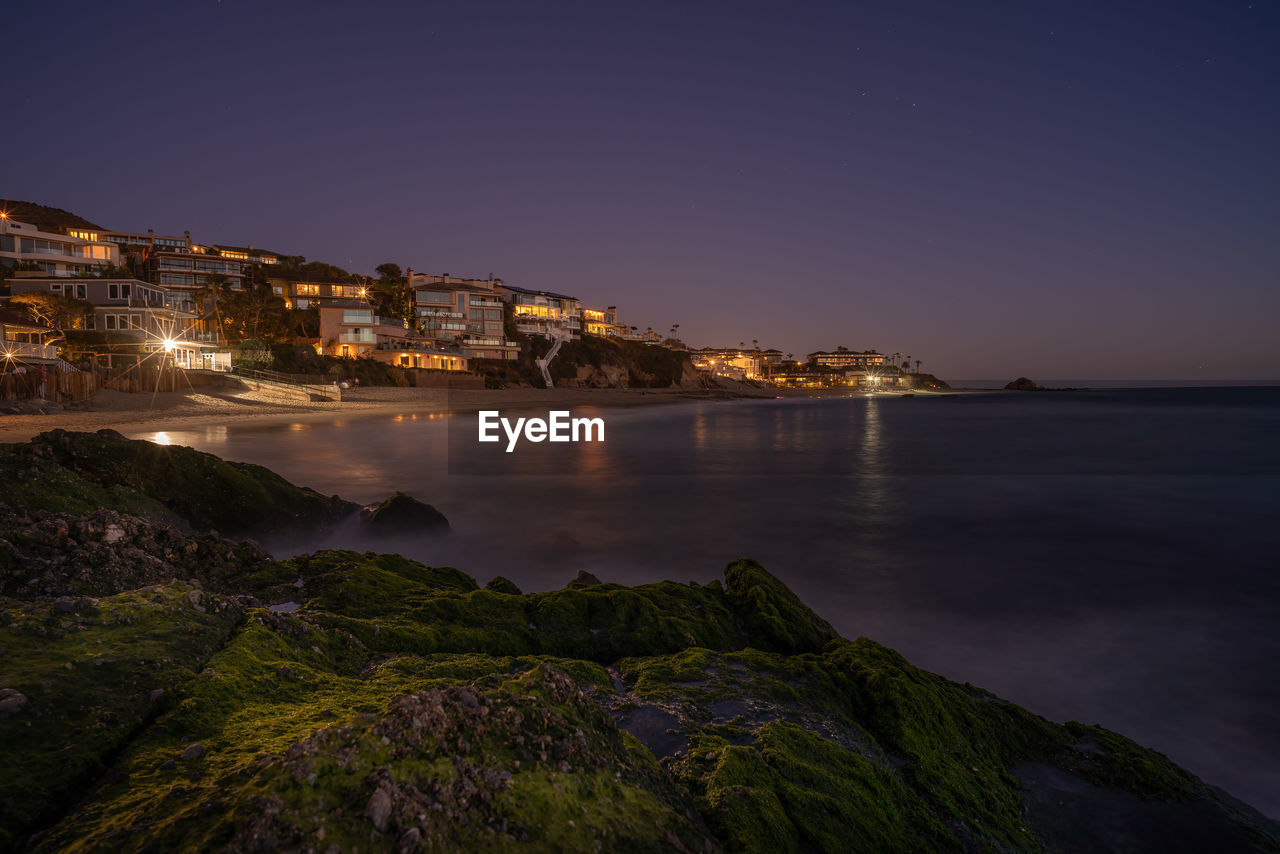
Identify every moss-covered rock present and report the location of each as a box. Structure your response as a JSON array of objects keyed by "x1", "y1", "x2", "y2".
[
  {"x1": 2, "y1": 443, "x2": 1278, "y2": 852},
  {"x1": 724, "y1": 558, "x2": 838, "y2": 654},
  {"x1": 2, "y1": 430, "x2": 356, "y2": 535},
  {"x1": 0, "y1": 583, "x2": 244, "y2": 850}
]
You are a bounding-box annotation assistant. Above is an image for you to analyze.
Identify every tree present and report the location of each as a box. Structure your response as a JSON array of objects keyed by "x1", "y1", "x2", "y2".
[
  {"x1": 10, "y1": 291, "x2": 93, "y2": 332},
  {"x1": 194, "y1": 273, "x2": 230, "y2": 336},
  {"x1": 218, "y1": 283, "x2": 292, "y2": 345},
  {"x1": 372, "y1": 263, "x2": 413, "y2": 327}
]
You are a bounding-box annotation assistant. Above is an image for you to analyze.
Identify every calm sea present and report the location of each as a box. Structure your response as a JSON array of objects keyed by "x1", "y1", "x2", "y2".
[{"x1": 133, "y1": 386, "x2": 1280, "y2": 819}]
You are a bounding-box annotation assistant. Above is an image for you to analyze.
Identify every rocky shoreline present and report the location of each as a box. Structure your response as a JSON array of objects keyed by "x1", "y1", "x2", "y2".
[{"x1": 1, "y1": 431, "x2": 1277, "y2": 852}]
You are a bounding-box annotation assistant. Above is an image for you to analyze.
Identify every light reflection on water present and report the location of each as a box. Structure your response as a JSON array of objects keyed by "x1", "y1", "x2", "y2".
[{"x1": 133, "y1": 390, "x2": 1280, "y2": 819}]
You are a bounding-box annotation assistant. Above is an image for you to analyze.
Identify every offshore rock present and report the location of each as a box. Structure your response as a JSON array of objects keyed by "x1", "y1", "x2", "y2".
[
  {"x1": 360, "y1": 492, "x2": 450, "y2": 534},
  {"x1": 1004, "y1": 376, "x2": 1046, "y2": 390}
]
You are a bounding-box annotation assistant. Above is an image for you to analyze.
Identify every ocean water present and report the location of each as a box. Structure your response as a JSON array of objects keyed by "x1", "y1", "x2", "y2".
[{"x1": 134, "y1": 386, "x2": 1280, "y2": 818}]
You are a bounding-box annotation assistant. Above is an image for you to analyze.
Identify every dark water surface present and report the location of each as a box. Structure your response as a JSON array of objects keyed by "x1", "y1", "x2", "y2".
[{"x1": 132, "y1": 387, "x2": 1280, "y2": 818}]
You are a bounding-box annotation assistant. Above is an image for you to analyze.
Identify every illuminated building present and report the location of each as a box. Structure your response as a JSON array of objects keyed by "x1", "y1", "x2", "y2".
[
  {"x1": 317, "y1": 303, "x2": 470, "y2": 370},
  {"x1": 0, "y1": 217, "x2": 118, "y2": 277},
  {"x1": 690, "y1": 347, "x2": 786, "y2": 381},
  {"x1": 410, "y1": 271, "x2": 521, "y2": 361},
  {"x1": 86, "y1": 228, "x2": 252, "y2": 293},
  {"x1": 198, "y1": 244, "x2": 281, "y2": 266},
  {"x1": 496, "y1": 283, "x2": 582, "y2": 339},
  {"x1": 6, "y1": 276, "x2": 212, "y2": 367},
  {"x1": 806, "y1": 349, "x2": 886, "y2": 369},
  {"x1": 0, "y1": 309, "x2": 60, "y2": 364},
  {"x1": 267, "y1": 276, "x2": 369, "y2": 310},
  {"x1": 582, "y1": 306, "x2": 627, "y2": 337}
]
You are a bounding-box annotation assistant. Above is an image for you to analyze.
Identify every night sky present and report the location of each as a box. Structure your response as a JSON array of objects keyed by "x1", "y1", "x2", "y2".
[{"x1": 7, "y1": 2, "x2": 1278, "y2": 379}]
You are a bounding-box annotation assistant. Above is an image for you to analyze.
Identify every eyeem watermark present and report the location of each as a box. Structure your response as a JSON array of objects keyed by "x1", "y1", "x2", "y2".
[{"x1": 478, "y1": 410, "x2": 605, "y2": 453}]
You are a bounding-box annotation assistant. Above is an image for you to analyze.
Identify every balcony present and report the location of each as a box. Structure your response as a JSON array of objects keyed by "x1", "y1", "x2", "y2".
[
  {"x1": 338, "y1": 332, "x2": 376, "y2": 344},
  {"x1": 371, "y1": 340, "x2": 449, "y2": 353},
  {"x1": 468, "y1": 298, "x2": 504, "y2": 307},
  {"x1": 2, "y1": 341, "x2": 59, "y2": 360}
]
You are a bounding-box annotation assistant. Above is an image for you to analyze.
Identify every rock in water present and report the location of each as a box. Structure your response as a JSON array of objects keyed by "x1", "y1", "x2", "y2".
[
  {"x1": 360, "y1": 492, "x2": 450, "y2": 534},
  {"x1": 1004, "y1": 376, "x2": 1045, "y2": 390}
]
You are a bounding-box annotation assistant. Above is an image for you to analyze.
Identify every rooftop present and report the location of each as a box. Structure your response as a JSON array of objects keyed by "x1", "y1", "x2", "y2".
[{"x1": 498, "y1": 283, "x2": 579, "y2": 301}]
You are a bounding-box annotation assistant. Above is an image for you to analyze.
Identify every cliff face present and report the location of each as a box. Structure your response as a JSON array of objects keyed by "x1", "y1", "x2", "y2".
[
  {"x1": 1, "y1": 434, "x2": 1277, "y2": 853},
  {"x1": 480, "y1": 336, "x2": 705, "y2": 389}
]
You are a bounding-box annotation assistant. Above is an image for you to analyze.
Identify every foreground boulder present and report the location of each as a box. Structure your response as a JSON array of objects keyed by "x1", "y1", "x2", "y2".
[
  {"x1": 1, "y1": 430, "x2": 357, "y2": 536},
  {"x1": 1, "y1": 446, "x2": 1277, "y2": 852},
  {"x1": 0, "y1": 431, "x2": 451, "y2": 541}
]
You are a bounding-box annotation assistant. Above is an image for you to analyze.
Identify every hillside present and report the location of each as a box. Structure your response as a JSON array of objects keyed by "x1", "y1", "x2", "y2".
[
  {"x1": 0, "y1": 199, "x2": 103, "y2": 233},
  {"x1": 479, "y1": 335, "x2": 706, "y2": 389},
  {"x1": 0, "y1": 431, "x2": 1277, "y2": 852}
]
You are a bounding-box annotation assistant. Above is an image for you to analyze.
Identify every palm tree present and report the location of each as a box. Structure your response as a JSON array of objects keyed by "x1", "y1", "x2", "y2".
[
  {"x1": 194, "y1": 273, "x2": 230, "y2": 343},
  {"x1": 752, "y1": 338, "x2": 759, "y2": 351}
]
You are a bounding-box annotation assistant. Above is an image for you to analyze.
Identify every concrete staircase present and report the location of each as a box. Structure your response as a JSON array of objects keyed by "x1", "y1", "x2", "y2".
[{"x1": 226, "y1": 367, "x2": 342, "y2": 403}]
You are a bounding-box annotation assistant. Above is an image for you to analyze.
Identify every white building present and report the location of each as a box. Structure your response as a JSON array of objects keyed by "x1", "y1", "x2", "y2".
[{"x1": 0, "y1": 215, "x2": 119, "y2": 277}]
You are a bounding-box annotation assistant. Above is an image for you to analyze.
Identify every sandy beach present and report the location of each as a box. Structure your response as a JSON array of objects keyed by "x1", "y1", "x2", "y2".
[
  {"x1": 0, "y1": 385, "x2": 754, "y2": 443},
  {"x1": 0, "y1": 381, "x2": 962, "y2": 444}
]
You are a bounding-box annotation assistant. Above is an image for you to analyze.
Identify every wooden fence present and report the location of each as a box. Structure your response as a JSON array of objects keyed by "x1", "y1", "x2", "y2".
[
  {"x1": 0, "y1": 368, "x2": 100, "y2": 403},
  {"x1": 102, "y1": 362, "x2": 193, "y2": 394}
]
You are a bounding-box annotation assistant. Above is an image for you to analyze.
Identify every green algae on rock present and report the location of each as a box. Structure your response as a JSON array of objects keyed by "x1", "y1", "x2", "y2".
[
  {"x1": 0, "y1": 583, "x2": 244, "y2": 850},
  {"x1": 2, "y1": 433, "x2": 1278, "y2": 852},
  {"x1": 2, "y1": 429, "x2": 356, "y2": 535}
]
